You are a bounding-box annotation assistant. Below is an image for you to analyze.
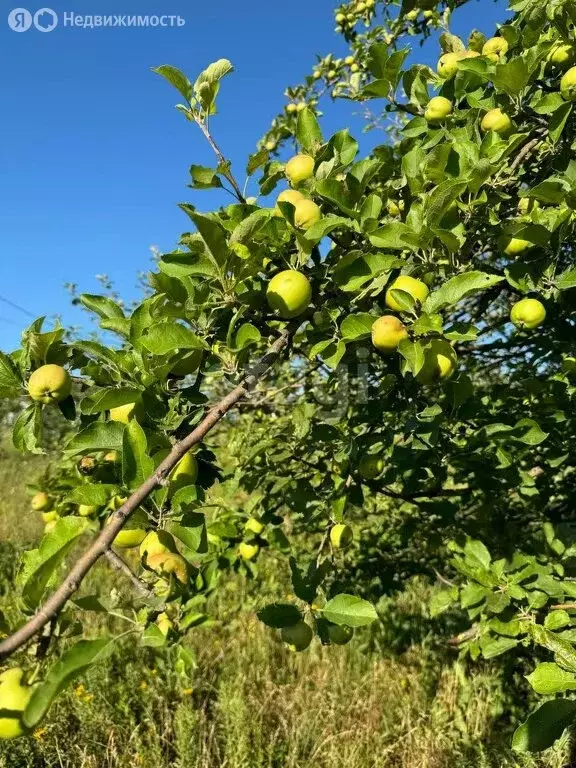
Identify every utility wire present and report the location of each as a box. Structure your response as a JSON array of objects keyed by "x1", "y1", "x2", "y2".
[{"x1": 0, "y1": 294, "x2": 35, "y2": 319}]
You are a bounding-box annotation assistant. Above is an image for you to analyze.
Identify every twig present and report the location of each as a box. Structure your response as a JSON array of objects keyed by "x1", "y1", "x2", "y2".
[
  {"x1": 192, "y1": 115, "x2": 246, "y2": 203},
  {"x1": 550, "y1": 603, "x2": 576, "y2": 611},
  {"x1": 0, "y1": 327, "x2": 295, "y2": 661},
  {"x1": 448, "y1": 625, "x2": 478, "y2": 646},
  {"x1": 434, "y1": 569, "x2": 455, "y2": 588},
  {"x1": 507, "y1": 136, "x2": 541, "y2": 177},
  {"x1": 105, "y1": 550, "x2": 154, "y2": 600}
]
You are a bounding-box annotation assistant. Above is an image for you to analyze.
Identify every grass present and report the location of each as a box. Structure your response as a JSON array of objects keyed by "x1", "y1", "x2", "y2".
[{"x1": 0, "y1": 439, "x2": 572, "y2": 768}]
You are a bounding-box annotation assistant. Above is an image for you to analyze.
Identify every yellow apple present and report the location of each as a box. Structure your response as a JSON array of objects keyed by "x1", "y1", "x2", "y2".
[
  {"x1": 27, "y1": 364, "x2": 72, "y2": 405},
  {"x1": 281, "y1": 621, "x2": 313, "y2": 651},
  {"x1": 437, "y1": 52, "x2": 462, "y2": 79},
  {"x1": 417, "y1": 340, "x2": 457, "y2": 384},
  {"x1": 266, "y1": 270, "x2": 312, "y2": 319},
  {"x1": 245, "y1": 518, "x2": 265, "y2": 535},
  {"x1": 44, "y1": 520, "x2": 57, "y2": 534},
  {"x1": 501, "y1": 236, "x2": 532, "y2": 256},
  {"x1": 286, "y1": 103, "x2": 298, "y2": 114},
  {"x1": 481, "y1": 108, "x2": 513, "y2": 135},
  {"x1": 0, "y1": 668, "x2": 33, "y2": 740},
  {"x1": 358, "y1": 454, "x2": 384, "y2": 479},
  {"x1": 285, "y1": 154, "x2": 315, "y2": 186},
  {"x1": 41, "y1": 510, "x2": 58, "y2": 524},
  {"x1": 238, "y1": 542, "x2": 259, "y2": 561},
  {"x1": 327, "y1": 623, "x2": 354, "y2": 645},
  {"x1": 31, "y1": 492, "x2": 53, "y2": 512},
  {"x1": 371, "y1": 316, "x2": 408, "y2": 353},
  {"x1": 276, "y1": 189, "x2": 305, "y2": 209},
  {"x1": 330, "y1": 523, "x2": 354, "y2": 549},
  {"x1": 560, "y1": 67, "x2": 576, "y2": 100},
  {"x1": 103, "y1": 451, "x2": 119, "y2": 463},
  {"x1": 510, "y1": 298, "x2": 546, "y2": 329},
  {"x1": 482, "y1": 37, "x2": 509, "y2": 62},
  {"x1": 156, "y1": 612, "x2": 174, "y2": 637},
  {"x1": 385, "y1": 275, "x2": 429, "y2": 312},
  {"x1": 547, "y1": 43, "x2": 574, "y2": 68},
  {"x1": 425, "y1": 96, "x2": 453, "y2": 124},
  {"x1": 146, "y1": 552, "x2": 189, "y2": 584},
  {"x1": 293, "y1": 199, "x2": 322, "y2": 229},
  {"x1": 140, "y1": 530, "x2": 177, "y2": 560},
  {"x1": 111, "y1": 508, "x2": 148, "y2": 549},
  {"x1": 109, "y1": 401, "x2": 142, "y2": 424}
]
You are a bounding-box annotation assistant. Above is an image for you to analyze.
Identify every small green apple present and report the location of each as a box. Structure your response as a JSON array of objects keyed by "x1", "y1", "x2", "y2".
[
  {"x1": 358, "y1": 454, "x2": 384, "y2": 480},
  {"x1": 293, "y1": 199, "x2": 322, "y2": 229},
  {"x1": 31, "y1": 492, "x2": 53, "y2": 512},
  {"x1": 425, "y1": 96, "x2": 453, "y2": 124},
  {"x1": 285, "y1": 154, "x2": 315, "y2": 186},
  {"x1": 417, "y1": 340, "x2": 457, "y2": 384},
  {"x1": 238, "y1": 542, "x2": 259, "y2": 561},
  {"x1": 510, "y1": 298, "x2": 546, "y2": 329},
  {"x1": 482, "y1": 37, "x2": 509, "y2": 62},
  {"x1": 547, "y1": 43, "x2": 574, "y2": 68},
  {"x1": 27, "y1": 365, "x2": 72, "y2": 405},
  {"x1": 560, "y1": 66, "x2": 576, "y2": 100},
  {"x1": 481, "y1": 108, "x2": 513, "y2": 135},
  {"x1": 437, "y1": 52, "x2": 462, "y2": 79},
  {"x1": 267, "y1": 270, "x2": 312, "y2": 319},
  {"x1": 281, "y1": 621, "x2": 313, "y2": 651},
  {"x1": 245, "y1": 518, "x2": 265, "y2": 536},
  {"x1": 385, "y1": 275, "x2": 429, "y2": 312},
  {"x1": 371, "y1": 316, "x2": 408, "y2": 353},
  {"x1": 330, "y1": 523, "x2": 354, "y2": 549},
  {"x1": 327, "y1": 623, "x2": 354, "y2": 645},
  {"x1": 0, "y1": 669, "x2": 33, "y2": 740}
]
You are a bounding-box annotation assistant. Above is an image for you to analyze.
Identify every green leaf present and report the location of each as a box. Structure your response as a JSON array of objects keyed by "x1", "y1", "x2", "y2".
[
  {"x1": 153, "y1": 64, "x2": 193, "y2": 102},
  {"x1": 170, "y1": 512, "x2": 207, "y2": 553},
  {"x1": 235, "y1": 323, "x2": 261, "y2": 350},
  {"x1": 424, "y1": 272, "x2": 504, "y2": 313},
  {"x1": 492, "y1": 58, "x2": 529, "y2": 96},
  {"x1": 257, "y1": 603, "x2": 303, "y2": 628},
  {"x1": 193, "y1": 59, "x2": 233, "y2": 112},
  {"x1": 526, "y1": 663, "x2": 576, "y2": 695},
  {"x1": 80, "y1": 294, "x2": 125, "y2": 321},
  {"x1": 184, "y1": 210, "x2": 231, "y2": 274},
  {"x1": 141, "y1": 322, "x2": 208, "y2": 355},
  {"x1": 24, "y1": 638, "x2": 115, "y2": 729},
  {"x1": 0, "y1": 352, "x2": 23, "y2": 397},
  {"x1": 513, "y1": 418, "x2": 548, "y2": 446},
  {"x1": 65, "y1": 484, "x2": 118, "y2": 506},
  {"x1": 229, "y1": 209, "x2": 274, "y2": 243},
  {"x1": 369, "y1": 223, "x2": 421, "y2": 250},
  {"x1": 296, "y1": 108, "x2": 323, "y2": 153},
  {"x1": 430, "y1": 587, "x2": 458, "y2": 617},
  {"x1": 65, "y1": 422, "x2": 125, "y2": 456},
  {"x1": 464, "y1": 538, "x2": 491, "y2": 568},
  {"x1": 189, "y1": 165, "x2": 223, "y2": 190},
  {"x1": 322, "y1": 594, "x2": 378, "y2": 627},
  {"x1": 512, "y1": 700, "x2": 576, "y2": 753},
  {"x1": 12, "y1": 405, "x2": 43, "y2": 455},
  {"x1": 555, "y1": 266, "x2": 576, "y2": 291},
  {"x1": 18, "y1": 517, "x2": 89, "y2": 610},
  {"x1": 122, "y1": 420, "x2": 154, "y2": 490},
  {"x1": 481, "y1": 635, "x2": 519, "y2": 659},
  {"x1": 340, "y1": 314, "x2": 375, "y2": 341},
  {"x1": 80, "y1": 388, "x2": 142, "y2": 415},
  {"x1": 398, "y1": 339, "x2": 425, "y2": 377}
]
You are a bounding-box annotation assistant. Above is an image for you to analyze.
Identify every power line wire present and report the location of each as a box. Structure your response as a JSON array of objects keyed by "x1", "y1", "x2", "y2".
[{"x1": 0, "y1": 294, "x2": 35, "y2": 319}]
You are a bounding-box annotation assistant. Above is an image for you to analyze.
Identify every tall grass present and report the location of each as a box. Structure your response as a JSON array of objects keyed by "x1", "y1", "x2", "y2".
[{"x1": 0, "y1": 440, "x2": 571, "y2": 768}]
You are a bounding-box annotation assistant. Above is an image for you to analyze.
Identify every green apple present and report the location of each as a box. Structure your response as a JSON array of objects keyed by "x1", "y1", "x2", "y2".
[
  {"x1": 286, "y1": 103, "x2": 298, "y2": 114},
  {"x1": 238, "y1": 542, "x2": 259, "y2": 561},
  {"x1": 562, "y1": 356, "x2": 576, "y2": 375},
  {"x1": 417, "y1": 340, "x2": 457, "y2": 384},
  {"x1": 385, "y1": 275, "x2": 429, "y2": 312},
  {"x1": 424, "y1": 96, "x2": 453, "y2": 124},
  {"x1": 510, "y1": 298, "x2": 546, "y2": 329},
  {"x1": 482, "y1": 37, "x2": 509, "y2": 62},
  {"x1": 41, "y1": 510, "x2": 58, "y2": 524},
  {"x1": 560, "y1": 67, "x2": 576, "y2": 100},
  {"x1": 330, "y1": 523, "x2": 354, "y2": 549},
  {"x1": 371, "y1": 316, "x2": 408, "y2": 353},
  {"x1": 111, "y1": 508, "x2": 148, "y2": 549},
  {"x1": 245, "y1": 517, "x2": 265, "y2": 536},
  {"x1": 147, "y1": 551, "x2": 189, "y2": 584},
  {"x1": 437, "y1": 52, "x2": 462, "y2": 79},
  {"x1": 547, "y1": 44, "x2": 574, "y2": 69},
  {"x1": 335, "y1": 12, "x2": 345, "y2": 23},
  {"x1": 31, "y1": 492, "x2": 53, "y2": 512},
  {"x1": 285, "y1": 154, "x2": 315, "y2": 186},
  {"x1": 27, "y1": 364, "x2": 72, "y2": 405},
  {"x1": 387, "y1": 199, "x2": 405, "y2": 216},
  {"x1": 103, "y1": 450, "x2": 119, "y2": 463},
  {"x1": 501, "y1": 236, "x2": 532, "y2": 256},
  {"x1": 0, "y1": 669, "x2": 33, "y2": 740},
  {"x1": 281, "y1": 621, "x2": 313, "y2": 651},
  {"x1": 266, "y1": 270, "x2": 312, "y2": 319},
  {"x1": 358, "y1": 454, "x2": 384, "y2": 480},
  {"x1": 276, "y1": 189, "x2": 305, "y2": 210},
  {"x1": 327, "y1": 623, "x2": 354, "y2": 645},
  {"x1": 78, "y1": 505, "x2": 98, "y2": 517},
  {"x1": 293, "y1": 199, "x2": 322, "y2": 229},
  {"x1": 109, "y1": 401, "x2": 142, "y2": 424},
  {"x1": 481, "y1": 108, "x2": 513, "y2": 135}
]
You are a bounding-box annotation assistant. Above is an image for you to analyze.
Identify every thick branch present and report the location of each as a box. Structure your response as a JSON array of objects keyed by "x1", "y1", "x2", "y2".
[{"x1": 0, "y1": 328, "x2": 293, "y2": 661}]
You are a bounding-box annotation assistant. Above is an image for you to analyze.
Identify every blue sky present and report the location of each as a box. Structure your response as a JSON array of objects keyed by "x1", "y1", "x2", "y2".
[{"x1": 0, "y1": 0, "x2": 508, "y2": 351}]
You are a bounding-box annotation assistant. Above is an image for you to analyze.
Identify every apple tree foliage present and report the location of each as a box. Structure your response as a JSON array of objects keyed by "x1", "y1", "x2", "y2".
[{"x1": 1, "y1": 0, "x2": 576, "y2": 752}]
